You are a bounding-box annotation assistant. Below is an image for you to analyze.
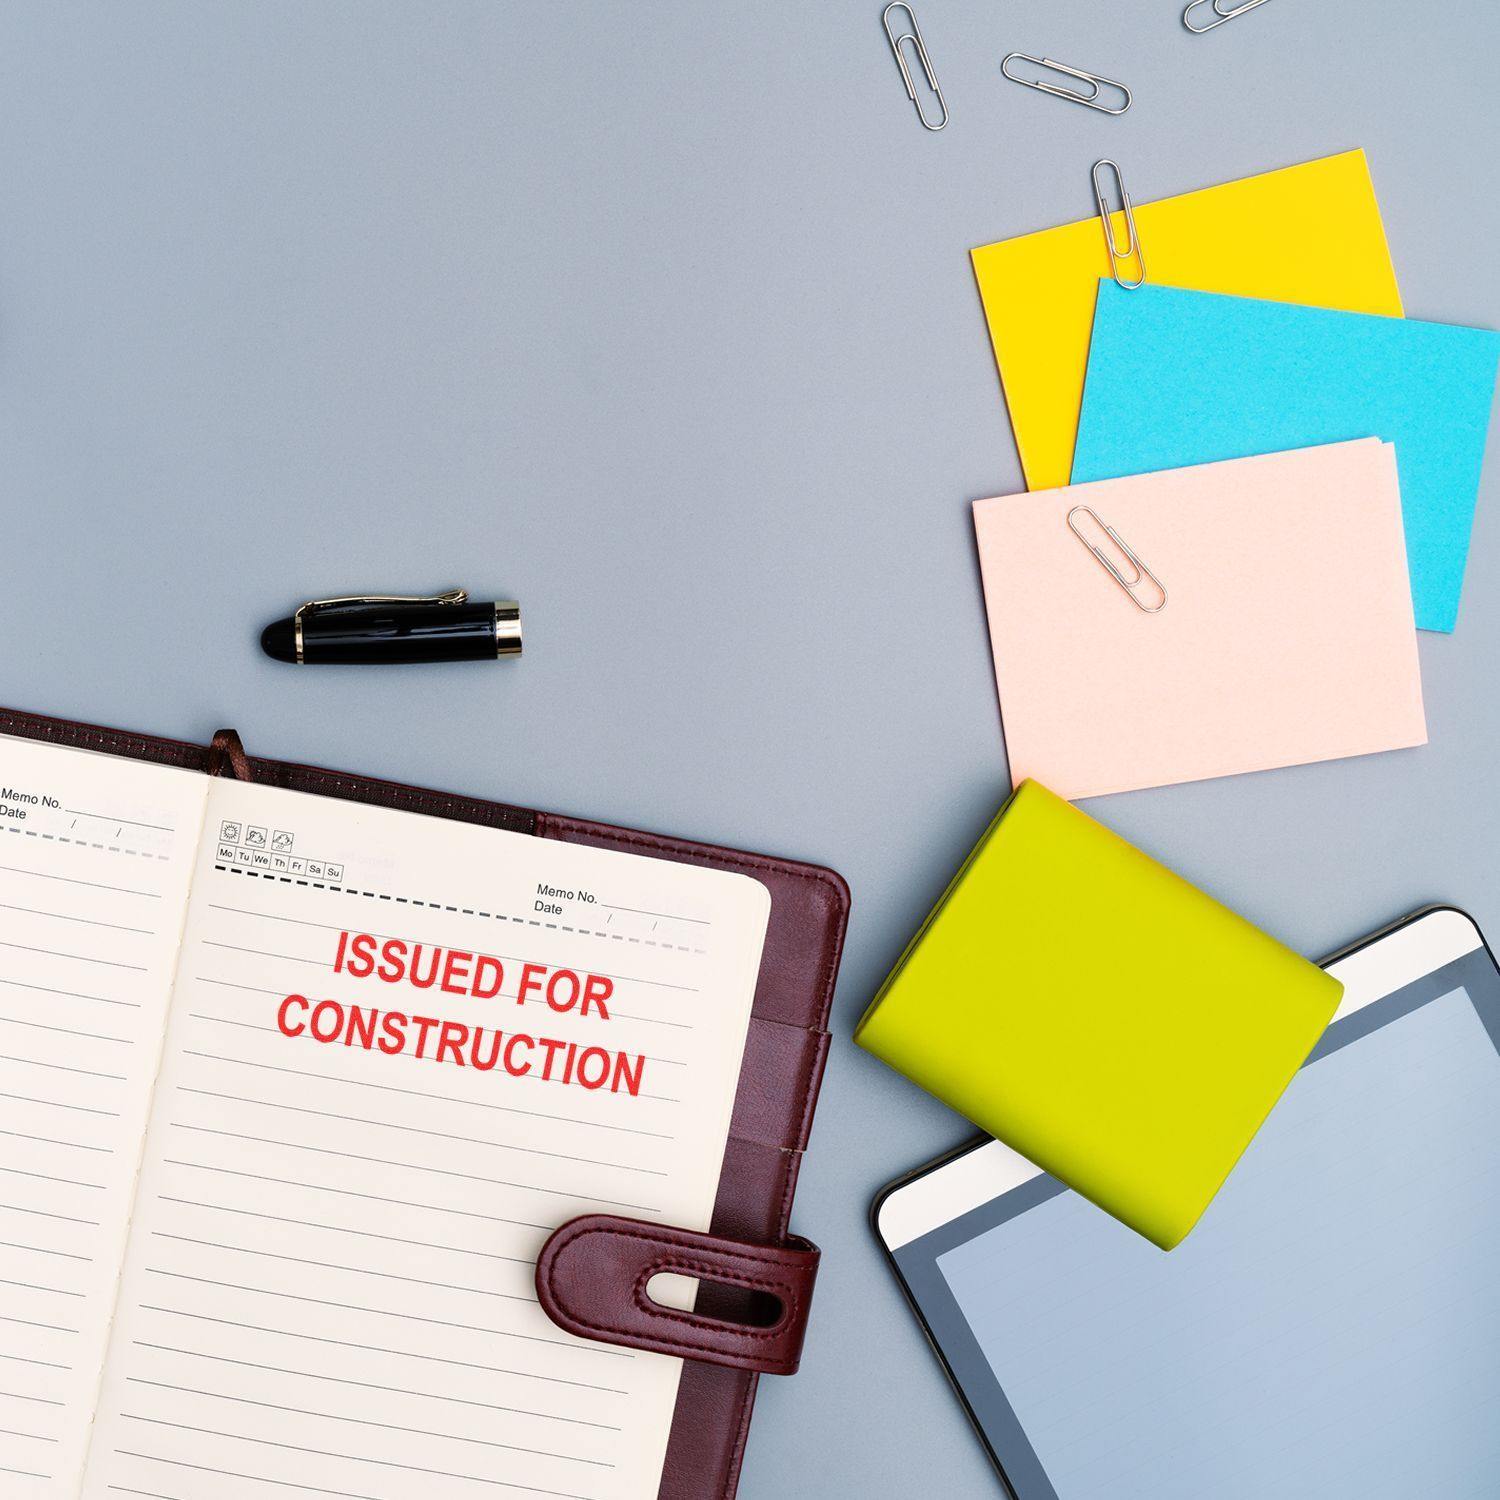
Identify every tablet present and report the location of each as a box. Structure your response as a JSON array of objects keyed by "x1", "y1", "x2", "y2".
[{"x1": 875, "y1": 906, "x2": 1500, "y2": 1500}]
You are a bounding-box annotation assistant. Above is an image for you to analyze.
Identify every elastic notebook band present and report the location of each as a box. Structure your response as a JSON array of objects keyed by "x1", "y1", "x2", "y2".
[{"x1": 206, "y1": 727, "x2": 252, "y2": 781}]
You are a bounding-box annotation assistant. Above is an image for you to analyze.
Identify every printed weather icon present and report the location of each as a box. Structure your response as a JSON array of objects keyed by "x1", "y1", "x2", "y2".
[
  {"x1": 245, "y1": 827, "x2": 267, "y2": 847},
  {"x1": 271, "y1": 831, "x2": 294, "y2": 852},
  {"x1": 219, "y1": 821, "x2": 241, "y2": 843}
]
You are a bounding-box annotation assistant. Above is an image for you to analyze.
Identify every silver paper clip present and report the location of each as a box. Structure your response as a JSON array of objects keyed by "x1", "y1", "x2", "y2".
[
  {"x1": 1067, "y1": 507, "x2": 1167, "y2": 613},
  {"x1": 1092, "y1": 160, "x2": 1146, "y2": 291},
  {"x1": 1183, "y1": 0, "x2": 1274, "y2": 32},
  {"x1": 883, "y1": 3, "x2": 948, "y2": 132},
  {"x1": 1000, "y1": 53, "x2": 1131, "y2": 115}
]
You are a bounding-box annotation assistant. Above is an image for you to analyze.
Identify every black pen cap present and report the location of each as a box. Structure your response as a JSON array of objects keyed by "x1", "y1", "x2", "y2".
[
  {"x1": 261, "y1": 617, "x2": 296, "y2": 663},
  {"x1": 261, "y1": 593, "x2": 522, "y2": 665}
]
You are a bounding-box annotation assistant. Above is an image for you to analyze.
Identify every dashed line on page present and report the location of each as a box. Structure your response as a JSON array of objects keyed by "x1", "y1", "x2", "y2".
[
  {"x1": 211, "y1": 868, "x2": 705, "y2": 954},
  {"x1": 0, "y1": 824, "x2": 169, "y2": 861}
]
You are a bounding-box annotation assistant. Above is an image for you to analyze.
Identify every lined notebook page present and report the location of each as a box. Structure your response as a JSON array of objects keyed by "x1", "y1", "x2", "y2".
[
  {"x1": 82, "y1": 777, "x2": 770, "y2": 1500},
  {"x1": 0, "y1": 736, "x2": 206, "y2": 1496}
]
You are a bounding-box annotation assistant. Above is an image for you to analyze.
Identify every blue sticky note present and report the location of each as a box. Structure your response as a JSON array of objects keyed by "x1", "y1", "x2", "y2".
[{"x1": 1073, "y1": 284, "x2": 1500, "y2": 632}]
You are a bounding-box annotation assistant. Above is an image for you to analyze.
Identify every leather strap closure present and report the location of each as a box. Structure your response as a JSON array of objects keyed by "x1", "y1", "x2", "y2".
[
  {"x1": 535, "y1": 1214, "x2": 819, "y2": 1376},
  {"x1": 206, "y1": 727, "x2": 252, "y2": 781}
]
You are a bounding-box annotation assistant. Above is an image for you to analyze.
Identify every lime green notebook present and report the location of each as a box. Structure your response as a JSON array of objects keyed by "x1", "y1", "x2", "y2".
[{"x1": 855, "y1": 782, "x2": 1342, "y2": 1249}]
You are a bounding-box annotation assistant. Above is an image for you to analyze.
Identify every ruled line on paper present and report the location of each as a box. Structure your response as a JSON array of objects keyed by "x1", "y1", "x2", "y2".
[
  {"x1": 62, "y1": 809, "x2": 173, "y2": 834},
  {"x1": 161, "y1": 1158, "x2": 555, "y2": 1230},
  {"x1": 146, "y1": 1233, "x2": 537, "y2": 1303},
  {"x1": 164, "y1": 1123, "x2": 663, "y2": 1213},
  {"x1": 190, "y1": 972, "x2": 692, "y2": 1065},
  {"x1": 0, "y1": 1278, "x2": 85, "y2": 1298},
  {"x1": 199, "y1": 941, "x2": 329, "y2": 966},
  {"x1": 0, "y1": 974, "x2": 143, "y2": 1007},
  {"x1": 183, "y1": 1014, "x2": 685, "y2": 1104},
  {"x1": 0, "y1": 1128, "x2": 114, "y2": 1154},
  {"x1": 0, "y1": 1015, "x2": 133, "y2": 1045},
  {"x1": 135, "y1": 1309, "x2": 631, "y2": 1393},
  {"x1": 0, "y1": 902, "x2": 154, "y2": 935},
  {"x1": 0, "y1": 1284, "x2": 84, "y2": 1308},
  {"x1": 0, "y1": 939, "x2": 147, "y2": 972},
  {"x1": 191, "y1": 975, "x2": 696, "y2": 1040},
  {"x1": 114, "y1": 1451, "x2": 385, "y2": 1499},
  {"x1": 128, "y1": 1344, "x2": 622, "y2": 1428},
  {"x1": 0, "y1": 1201, "x2": 102, "y2": 1226},
  {"x1": 173, "y1": 1086, "x2": 672, "y2": 1174},
  {"x1": 0, "y1": 1238, "x2": 94, "y2": 1262},
  {"x1": 0, "y1": 1054, "x2": 128, "y2": 1081},
  {"x1": 0, "y1": 862, "x2": 163, "y2": 898},
  {"x1": 154, "y1": 1197, "x2": 533, "y2": 1264},
  {"x1": 0, "y1": 1165, "x2": 106, "y2": 1190},
  {"x1": 122, "y1": 1380, "x2": 615, "y2": 1468},
  {"x1": 140, "y1": 1269, "x2": 635, "y2": 1356},
  {"x1": 0, "y1": 1313, "x2": 80, "y2": 1335},
  {"x1": 193, "y1": 971, "x2": 696, "y2": 1033},
  {"x1": 179, "y1": 1047, "x2": 678, "y2": 1141},
  {"x1": 597, "y1": 901, "x2": 709, "y2": 925},
  {"x1": 117, "y1": 1419, "x2": 602, "y2": 1499},
  {"x1": 0, "y1": 1088, "x2": 122, "y2": 1114}
]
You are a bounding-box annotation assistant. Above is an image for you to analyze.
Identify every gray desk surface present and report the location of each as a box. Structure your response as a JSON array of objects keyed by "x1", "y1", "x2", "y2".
[{"x1": 3, "y1": 3, "x2": 1497, "y2": 1495}]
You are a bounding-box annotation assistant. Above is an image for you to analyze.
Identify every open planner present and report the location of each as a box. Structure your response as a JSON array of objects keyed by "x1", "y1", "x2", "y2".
[{"x1": 0, "y1": 708, "x2": 848, "y2": 1500}]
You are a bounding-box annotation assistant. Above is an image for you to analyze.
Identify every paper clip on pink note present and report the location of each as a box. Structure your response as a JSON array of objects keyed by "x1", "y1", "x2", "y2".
[{"x1": 1067, "y1": 505, "x2": 1169, "y2": 614}]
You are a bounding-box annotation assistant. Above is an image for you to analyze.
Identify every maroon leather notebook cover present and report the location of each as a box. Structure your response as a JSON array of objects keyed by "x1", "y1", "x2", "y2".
[{"x1": 0, "y1": 706, "x2": 849, "y2": 1499}]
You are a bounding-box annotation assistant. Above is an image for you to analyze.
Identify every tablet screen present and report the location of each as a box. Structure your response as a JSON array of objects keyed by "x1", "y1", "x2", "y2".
[{"x1": 889, "y1": 941, "x2": 1500, "y2": 1500}]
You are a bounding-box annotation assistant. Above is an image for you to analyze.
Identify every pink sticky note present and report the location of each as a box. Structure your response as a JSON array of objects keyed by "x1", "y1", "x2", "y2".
[{"x1": 973, "y1": 440, "x2": 1428, "y2": 800}]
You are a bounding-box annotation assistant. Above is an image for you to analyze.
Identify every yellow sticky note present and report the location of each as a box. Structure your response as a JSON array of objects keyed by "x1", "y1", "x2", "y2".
[{"x1": 971, "y1": 150, "x2": 1404, "y2": 491}]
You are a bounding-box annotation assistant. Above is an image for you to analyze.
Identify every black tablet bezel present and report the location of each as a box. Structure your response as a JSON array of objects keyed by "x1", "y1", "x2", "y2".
[{"x1": 871, "y1": 905, "x2": 1500, "y2": 1500}]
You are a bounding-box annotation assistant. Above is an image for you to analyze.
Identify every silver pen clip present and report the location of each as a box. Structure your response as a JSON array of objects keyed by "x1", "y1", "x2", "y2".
[
  {"x1": 1066, "y1": 508, "x2": 1167, "y2": 613},
  {"x1": 294, "y1": 589, "x2": 469, "y2": 663}
]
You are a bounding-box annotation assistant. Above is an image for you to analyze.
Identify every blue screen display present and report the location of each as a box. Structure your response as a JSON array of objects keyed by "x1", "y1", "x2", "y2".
[{"x1": 921, "y1": 958, "x2": 1500, "y2": 1500}]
